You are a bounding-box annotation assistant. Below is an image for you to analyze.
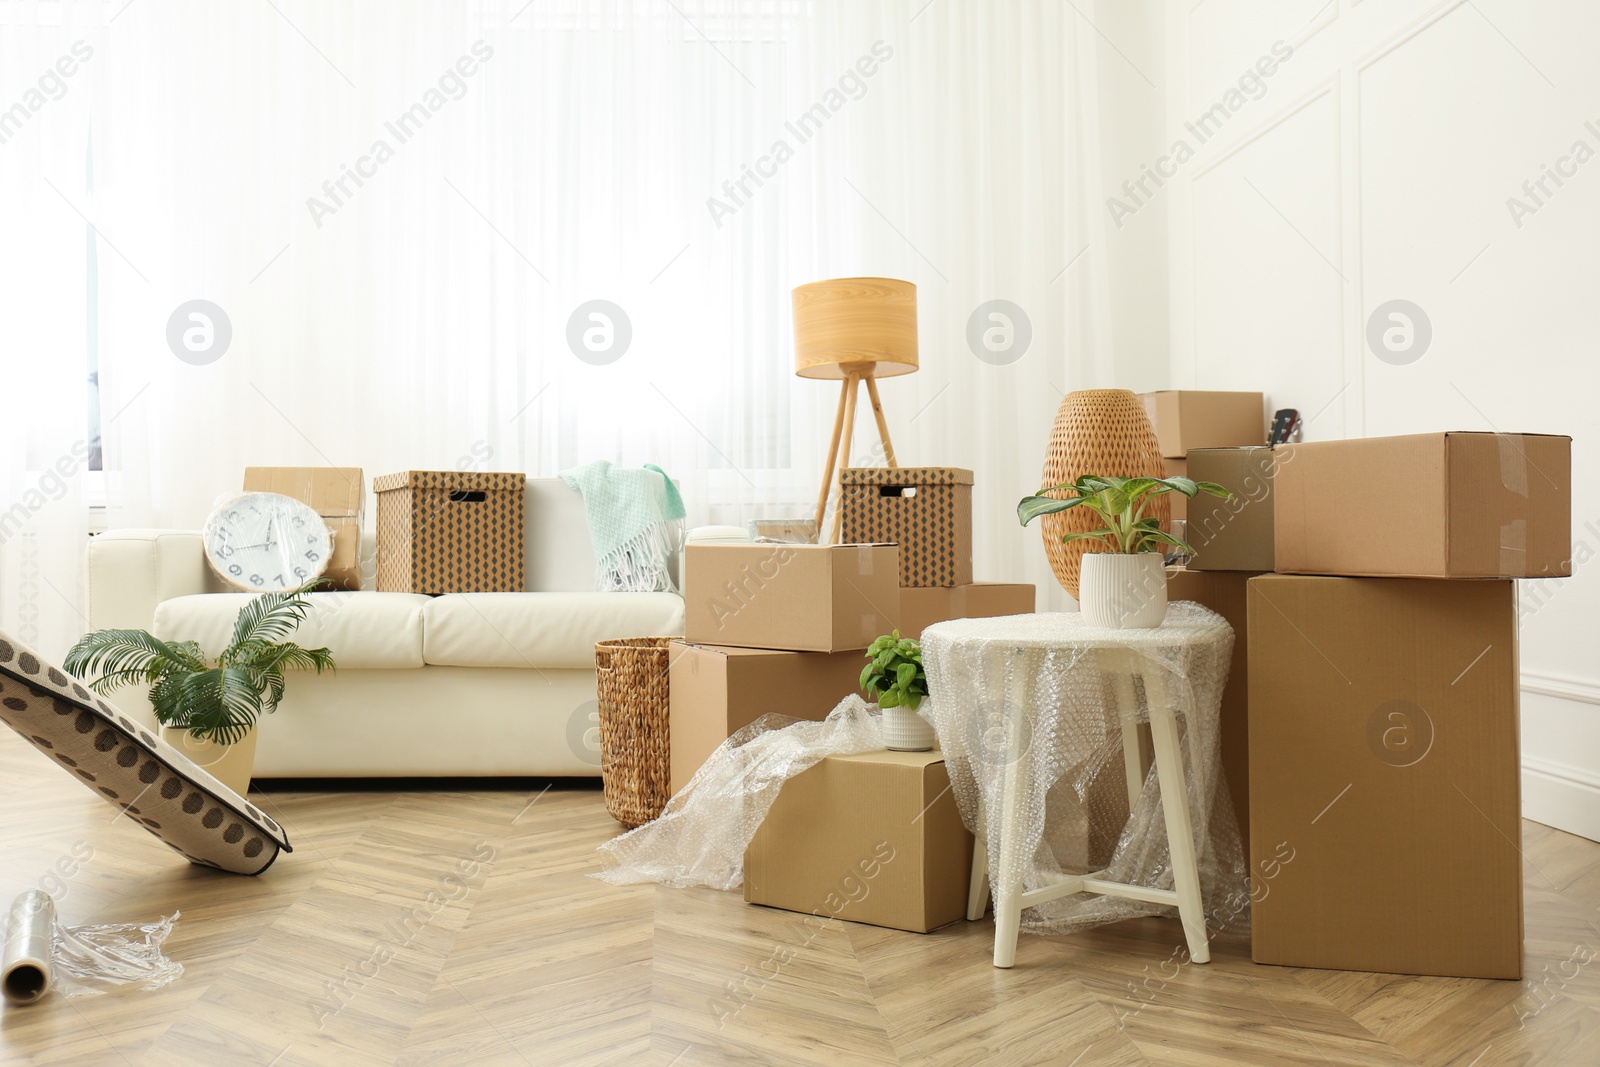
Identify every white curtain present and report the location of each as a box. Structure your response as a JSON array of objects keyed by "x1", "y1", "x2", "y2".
[
  {"x1": 3, "y1": 0, "x2": 1125, "y2": 650},
  {"x1": 0, "y1": 1, "x2": 101, "y2": 658}
]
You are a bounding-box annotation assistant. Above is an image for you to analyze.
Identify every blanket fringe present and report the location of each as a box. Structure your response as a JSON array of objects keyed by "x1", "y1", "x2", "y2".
[{"x1": 595, "y1": 518, "x2": 685, "y2": 593}]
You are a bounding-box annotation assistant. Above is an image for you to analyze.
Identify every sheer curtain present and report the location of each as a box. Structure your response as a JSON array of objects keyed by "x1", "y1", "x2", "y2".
[
  {"x1": 0, "y1": 2, "x2": 100, "y2": 658},
  {"x1": 4, "y1": 0, "x2": 1124, "y2": 649}
]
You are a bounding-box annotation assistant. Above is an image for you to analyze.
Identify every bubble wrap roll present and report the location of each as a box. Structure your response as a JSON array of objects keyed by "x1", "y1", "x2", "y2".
[
  {"x1": 3, "y1": 890, "x2": 55, "y2": 1004},
  {"x1": 922, "y1": 604, "x2": 1247, "y2": 935}
]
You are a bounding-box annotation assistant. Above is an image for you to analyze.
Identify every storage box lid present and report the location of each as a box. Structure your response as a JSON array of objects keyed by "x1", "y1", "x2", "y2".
[
  {"x1": 840, "y1": 466, "x2": 974, "y2": 487},
  {"x1": 373, "y1": 470, "x2": 526, "y2": 494}
]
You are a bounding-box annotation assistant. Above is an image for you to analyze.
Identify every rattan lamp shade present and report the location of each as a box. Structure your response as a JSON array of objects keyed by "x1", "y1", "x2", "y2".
[
  {"x1": 1040, "y1": 389, "x2": 1170, "y2": 600},
  {"x1": 792, "y1": 277, "x2": 918, "y2": 379}
]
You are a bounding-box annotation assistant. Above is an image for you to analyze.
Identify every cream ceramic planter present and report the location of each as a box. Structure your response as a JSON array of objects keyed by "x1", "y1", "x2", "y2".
[
  {"x1": 159, "y1": 726, "x2": 259, "y2": 795},
  {"x1": 1079, "y1": 552, "x2": 1168, "y2": 629},
  {"x1": 881, "y1": 705, "x2": 937, "y2": 752}
]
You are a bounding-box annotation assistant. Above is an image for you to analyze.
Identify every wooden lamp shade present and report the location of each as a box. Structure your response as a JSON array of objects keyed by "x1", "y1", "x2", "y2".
[
  {"x1": 792, "y1": 278, "x2": 918, "y2": 379},
  {"x1": 792, "y1": 277, "x2": 919, "y2": 542}
]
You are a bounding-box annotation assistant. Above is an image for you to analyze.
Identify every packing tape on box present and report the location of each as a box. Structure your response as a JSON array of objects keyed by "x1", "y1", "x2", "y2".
[
  {"x1": 855, "y1": 543, "x2": 875, "y2": 574},
  {"x1": 3, "y1": 890, "x2": 54, "y2": 1004},
  {"x1": 1500, "y1": 519, "x2": 1527, "y2": 575},
  {"x1": 1498, "y1": 433, "x2": 1530, "y2": 497}
]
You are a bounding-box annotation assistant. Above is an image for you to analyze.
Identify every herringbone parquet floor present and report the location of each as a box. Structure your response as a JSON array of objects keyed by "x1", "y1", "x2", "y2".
[{"x1": 2, "y1": 726, "x2": 1598, "y2": 1067}]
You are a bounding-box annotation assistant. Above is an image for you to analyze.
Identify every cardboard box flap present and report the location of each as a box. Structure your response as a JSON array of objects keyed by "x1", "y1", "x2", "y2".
[
  {"x1": 840, "y1": 467, "x2": 975, "y2": 487},
  {"x1": 243, "y1": 467, "x2": 364, "y2": 518},
  {"x1": 373, "y1": 470, "x2": 526, "y2": 494}
]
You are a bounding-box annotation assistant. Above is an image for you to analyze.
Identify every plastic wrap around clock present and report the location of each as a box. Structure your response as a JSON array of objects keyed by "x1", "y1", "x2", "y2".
[{"x1": 202, "y1": 492, "x2": 332, "y2": 592}]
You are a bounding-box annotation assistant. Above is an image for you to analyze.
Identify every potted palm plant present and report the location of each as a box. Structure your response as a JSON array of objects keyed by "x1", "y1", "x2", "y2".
[
  {"x1": 1018, "y1": 475, "x2": 1231, "y2": 629},
  {"x1": 860, "y1": 631, "x2": 935, "y2": 751},
  {"x1": 64, "y1": 584, "x2": 335, "y2": 792}
]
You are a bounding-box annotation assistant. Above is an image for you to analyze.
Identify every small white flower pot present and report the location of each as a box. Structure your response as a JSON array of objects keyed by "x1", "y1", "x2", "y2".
[
  {"x1": 881, "y1": 704, "x2": 937, "y2": 752},
  {"x1": 1078, "y1": 552, "x2": 1168, "y2": 629}
]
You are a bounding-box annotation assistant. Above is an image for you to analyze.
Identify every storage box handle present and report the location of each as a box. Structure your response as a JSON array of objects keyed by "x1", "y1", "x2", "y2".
[
  {"x1": 448, "y1": 490, "x2": 488, "y2": 503},
  {"x1": 877, "y1": 485, "x2": 917, "y2": 498}
]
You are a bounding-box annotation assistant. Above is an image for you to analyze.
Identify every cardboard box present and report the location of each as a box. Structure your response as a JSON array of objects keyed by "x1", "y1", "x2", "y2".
[
  {"x1": 1166, "y1": 568, "x2": 1261, "y2": 844},
  {"x1": 1274, "y1": 432, "x2": 1571, "y2": 579},
  {"x1": 1140, "y1": 391, "x2": 1265, "y2": 459},
  {"x1": 1185, "y1": 447, "x2": 1278, "y2": 572},
  {"x1": 1163, "y1": 456, "x2": 1188, "y2": 520},
  {"x1": 243, "y1": 467, "x2": 365, "y2": 590},
  {"x1": 683, "y1": 543, "x2": 899, "y2": 652},
  {"x1": 668, "y1": 641, "x2": 867, "y2": 792},
  {"x1": 744, "y1": 750, "x2": 974, "y2": 933},
  {"x1": 373, "y1": 471, "x2": 526, "y2": 594},
  {"x1": 839, "y1": 467, "x2": 973, "y2": 587},
  {"x1": 897, "y1": 583, "x2": 1035, "y2": 639},
  {"x1": 1247, "y1": 574, "x2": 1522, "y2": 979}
]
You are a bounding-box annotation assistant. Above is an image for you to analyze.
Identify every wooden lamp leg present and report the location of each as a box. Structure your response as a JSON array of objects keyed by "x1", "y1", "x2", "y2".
[
  {"x1": 812, "y1": 379, "x2": 851, "y2": 536},
  {"x1": 864, "y1": 376, "x2": 898, "y2": 468},
  {"x1": 828, "y1": 374, "x2": 861, "y2": 545}
]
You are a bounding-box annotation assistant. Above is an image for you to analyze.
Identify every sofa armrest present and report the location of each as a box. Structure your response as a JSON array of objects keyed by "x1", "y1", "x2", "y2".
[
  {"x1": 86, "y1": 530, "x2": 226, "y2": 633},
  {"x1": 685, "y1": 525, "x2": 750, "y2": 545}
]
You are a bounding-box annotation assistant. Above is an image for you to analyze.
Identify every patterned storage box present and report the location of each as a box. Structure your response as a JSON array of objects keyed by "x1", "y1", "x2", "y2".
[
  {"x1": 840, "y1": 467, "x2": 973, "y2": 588},
  {"x1": 374, "y1": 471, "x2": 525, "y2": 594}
]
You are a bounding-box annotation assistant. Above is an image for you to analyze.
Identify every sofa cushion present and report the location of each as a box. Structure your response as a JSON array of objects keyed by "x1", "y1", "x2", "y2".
[
  {"x1": 423, "y1": 592, "x2": 684, "y2": 669},
  {"x1": 153, "y1": 592, "x2": 430, "y2": 670}
]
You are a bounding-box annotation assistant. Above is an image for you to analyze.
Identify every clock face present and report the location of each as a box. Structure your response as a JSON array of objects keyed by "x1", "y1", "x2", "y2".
[{"x1": 203, "y1": 492, "x2": 333, "y2": 593}]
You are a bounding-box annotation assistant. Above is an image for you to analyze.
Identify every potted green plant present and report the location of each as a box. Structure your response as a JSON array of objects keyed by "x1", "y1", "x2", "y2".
[
  {"x1": 63, "y1": 584, "x2": 335, "y2": 793},
  {"x1": 1018, "y1": 475, "x2": 1231, "y2": 628},
  {"x1": 860, "y1": 631, "x2": 935, "y2": 751}
]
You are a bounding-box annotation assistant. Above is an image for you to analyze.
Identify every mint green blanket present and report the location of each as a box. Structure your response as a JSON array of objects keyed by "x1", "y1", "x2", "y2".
[{"x1": 559, "y1": 462, "x2": 686, "y2": 592}]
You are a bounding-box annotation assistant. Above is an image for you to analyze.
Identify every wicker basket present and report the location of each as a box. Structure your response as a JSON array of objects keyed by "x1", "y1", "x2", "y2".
[{"x1": 594, "y1": 637, "x2": 677, "y2": 828}]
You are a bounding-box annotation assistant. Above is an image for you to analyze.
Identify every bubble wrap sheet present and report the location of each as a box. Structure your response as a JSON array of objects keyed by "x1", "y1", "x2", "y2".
[
  {"x1": 922, "y1": 603, "x2": 1245, "y2": 934},
  {"x1": 594, "y1": 696, "x2": 884, "y2": 890}
]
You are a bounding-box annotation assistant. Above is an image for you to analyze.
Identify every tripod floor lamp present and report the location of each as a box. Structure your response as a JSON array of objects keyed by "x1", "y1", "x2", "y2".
[{"x1": 791, "y1": 277, "x2": 919, "y2": 544}]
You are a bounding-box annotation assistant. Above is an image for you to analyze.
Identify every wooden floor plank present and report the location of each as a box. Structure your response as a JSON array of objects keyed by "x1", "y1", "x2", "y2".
[{"x1": 1, "y1": 728, "x2": 1597, "y2": 1066}]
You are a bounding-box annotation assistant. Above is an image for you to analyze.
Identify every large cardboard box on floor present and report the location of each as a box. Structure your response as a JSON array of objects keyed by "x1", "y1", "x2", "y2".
[
  {"x1": 1185, "y1": 447, "x2": 1279, "y2": 572},
  {"x1": 744, "y1": 750, "x2": 974, "y2": 933},
  {"x1": 683, "y1": 543, "x2": 899, "y2": 652},
  {"x1": 1274, "y1": 432, "x2": 1572, "y2": 578},
  {"x1": 897, "y1": 583, "x2": 1035, "y2": 639},
  {"x1": 668, "y1": 641, "x2": 867, "y2": 792},
  {"x1": 1167, "y1": 567, "x2": 1261, "y2": 845},
  {"x1": 243, "y1": 467, "x2": 365, "y2": 590},
  {"x1": 1141, "y1": 391, "x2": 1265, "y2": 459},
  {"x1": 1247, "y1": 574, "x2": 1522, "y2": 979}
]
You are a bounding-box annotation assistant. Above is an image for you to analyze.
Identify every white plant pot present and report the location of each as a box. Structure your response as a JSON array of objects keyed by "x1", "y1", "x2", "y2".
[
  {"x1": 1078, "y1": 552, "x2": 1168, "y2": 629},
  {"x1": 881, "y1": 704, "x2": 937, "y2": 752}
]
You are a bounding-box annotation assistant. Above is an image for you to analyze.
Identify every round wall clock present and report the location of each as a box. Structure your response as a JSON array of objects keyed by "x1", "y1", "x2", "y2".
[{"x1": 202, "y1": 492, "x2": 332, "y2": 593}]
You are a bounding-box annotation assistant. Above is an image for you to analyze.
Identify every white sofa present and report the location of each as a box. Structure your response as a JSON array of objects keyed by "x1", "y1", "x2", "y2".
[{"x1": 86, "y1": 478, "x2": 740, "y2": 777}]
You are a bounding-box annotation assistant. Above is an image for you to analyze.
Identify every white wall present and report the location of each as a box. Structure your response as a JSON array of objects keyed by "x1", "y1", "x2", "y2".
[{"x1": 1160, "y1": 0, "x2": 1600, "y2": 839}]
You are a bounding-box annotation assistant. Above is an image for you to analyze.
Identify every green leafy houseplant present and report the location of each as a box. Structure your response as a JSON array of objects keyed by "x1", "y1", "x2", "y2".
[
  {"x1": 64, "y1": 584, "x2": 336, "y2": 745},
  {"x1": 859, "y1": 631, "x2": 927, "y2": 710},
  {"x1": 1017, "y1": 475, "x2": 1231, "y2": 555}
]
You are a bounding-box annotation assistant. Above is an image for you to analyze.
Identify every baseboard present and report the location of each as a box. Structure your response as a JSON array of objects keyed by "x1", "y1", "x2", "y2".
[{"x1": 1521, "y1": 671, "x2": 1600, "y2": 842}]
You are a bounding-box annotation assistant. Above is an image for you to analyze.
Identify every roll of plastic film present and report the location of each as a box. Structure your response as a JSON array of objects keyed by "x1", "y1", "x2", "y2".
[{"x1": 2, "y1": 890, "x2": 55, "y2": 1005}]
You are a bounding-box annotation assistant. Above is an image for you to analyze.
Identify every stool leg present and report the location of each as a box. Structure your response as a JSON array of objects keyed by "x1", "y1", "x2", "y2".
[
  {"x1": 966, "y1": 829, "x2": 990, "y2": 921},
  {"x1": 1146, "y1": 686, "x2": 1211, "y2": 964},
  {"x1": 991, "y1": 705, "x2": 1030, "y2": 968},
  {"x1": 1111, "y1": 671, "x2": 1145, "y2": 814}
]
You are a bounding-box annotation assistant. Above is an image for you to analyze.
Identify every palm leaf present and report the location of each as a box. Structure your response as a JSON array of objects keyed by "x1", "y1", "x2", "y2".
[
  {"x1": 63, "y1": 629, "x2": 208, "y2": 695},
  {"x1": 169, "y1": 668, "x2": 265, "y2": 746},
  {"x1": 226, "y1": 581, "x2": 325, "y2": 655}
]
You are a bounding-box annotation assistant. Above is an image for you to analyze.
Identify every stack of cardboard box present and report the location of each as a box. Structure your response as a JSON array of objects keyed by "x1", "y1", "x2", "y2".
[
  {"x1": 1155, "y1": 415, "x2": 1572, "y2": 981},
  {"x1": 675, "y1": 471, "x2": 1025, "y2": 932},
  {"x1": 1142, "y1": 390, "x2": 1265, "y2": 522}
]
